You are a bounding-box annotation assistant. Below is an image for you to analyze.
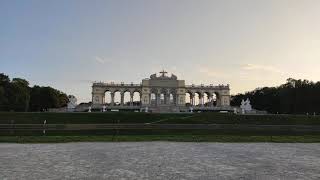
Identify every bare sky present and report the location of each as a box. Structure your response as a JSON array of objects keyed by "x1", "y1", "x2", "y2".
[{"x1": 1, "y1": 0, "x2": 320, "y2": 102}]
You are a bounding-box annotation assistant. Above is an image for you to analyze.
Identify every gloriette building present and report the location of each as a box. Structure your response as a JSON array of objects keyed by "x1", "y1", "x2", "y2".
[{"x1": 92, "y1": 71, "x2": 231, "y2": 112}]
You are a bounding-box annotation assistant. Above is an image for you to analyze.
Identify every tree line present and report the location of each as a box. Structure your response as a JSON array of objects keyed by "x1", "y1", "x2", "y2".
[
  {"x1": 0, "y1": 73, "x2": 69, "y2": 112},
  {"x1": 231, "y1": 78, "x2": 320, "y2": 114}
]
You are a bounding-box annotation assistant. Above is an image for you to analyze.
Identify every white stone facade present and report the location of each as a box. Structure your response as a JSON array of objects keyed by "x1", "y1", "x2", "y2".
[{"x1": 92, "y1": 71, "x2": 231, "y2": 112}]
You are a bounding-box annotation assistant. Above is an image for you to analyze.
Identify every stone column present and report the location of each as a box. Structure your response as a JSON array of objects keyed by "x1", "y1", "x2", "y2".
[
  {"x1": 211, "y1": 95, "x2": 214, "y2": 107},
  {"x1": 216, "y1": 95, "x2": 221, "y2": 107},
  {"x1": 130, "y1": 93, "x2": 133, "y2": 106},
  {"x1": 200, "y1": 95, "x2": 204, "y2": 107},
  {"x1": 174, "y1": 94, "x2": 178, "y2": 105},
  {"x1": 165, "y1": 94, "x2": 168, "y2": 105},
  {"x1": 111, "y1": 92, "x2": 115, "y2": 106},
  {"x1": 156, "y1": 94, "x2": 160, "y2": 105},
  {"x1": 120, "y1": 92, "x2": 124, "y2": 106}
]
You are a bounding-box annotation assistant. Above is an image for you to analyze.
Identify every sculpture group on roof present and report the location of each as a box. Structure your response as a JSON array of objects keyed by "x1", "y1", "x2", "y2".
[{"x1": 149, "y1": 70, "x2": 178, "y2": 80}]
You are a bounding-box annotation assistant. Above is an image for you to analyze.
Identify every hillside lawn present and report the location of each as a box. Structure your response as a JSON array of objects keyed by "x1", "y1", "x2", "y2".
[
  {"x1": 1, "y1": 112, "x2": 320, "y2": 125},
  {"x1": 1, "y1": 112, "x2": 320, "y2": 142}
]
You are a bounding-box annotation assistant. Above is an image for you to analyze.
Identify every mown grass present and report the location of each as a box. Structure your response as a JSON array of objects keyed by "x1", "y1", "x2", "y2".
[
  {"x1": 1, "y1": 135, "x2": 320, "y2": 143},
  {"x1": 1, "y1": 112, "x2": 320, "y2": 142},
  {"x1": 1, "y1": 112, "x2": 320, "y2": 125}
]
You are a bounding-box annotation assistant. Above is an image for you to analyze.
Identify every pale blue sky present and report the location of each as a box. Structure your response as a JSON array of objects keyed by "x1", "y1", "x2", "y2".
[{"x1": 1, "y1": 0, "x2": 320, "y2": 102}]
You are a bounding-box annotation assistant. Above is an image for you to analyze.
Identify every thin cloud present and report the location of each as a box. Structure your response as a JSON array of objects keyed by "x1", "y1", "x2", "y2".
[
  {"x1": 198, "y1": 67, "x2": 230, "y2": 78},
  {"x1": 94, "y1": 56, "x2": 110, "y2": 64},
  {"x1": 242, "y1": 63, "x2": 283, "y2": 74}
]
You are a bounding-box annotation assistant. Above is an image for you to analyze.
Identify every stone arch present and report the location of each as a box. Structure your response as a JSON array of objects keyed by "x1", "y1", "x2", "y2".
[
  {"x1": 150, "y1": 88, "x2": 157, "y2": 106},
  {"x1": 113, "y1": 90, "x2": 121, "y2": 106},
  {"x1": 150, "y1": 93, "x2": 157, "y2": 105},
  {"x1": 160, "y1": 93, "x2": 165, "y2": 104},
  {"x1": 104, "y1": 90, "x2": 112, "y2": 105},
  {"x1": 194, "y1": 92, "x2": 202, "y2": 106},
  {"x1": 150, "y1": 88, "x2": 158, "y2": 94},
  {"x1": 203, "y1": 92, "x2": 211, "y2": 106},
  {"x1": 212, "y1": 91, "x2": 220, "y2": 106},
  {"x1": 160, "y1": 88, "x2": 167, "y2": 94},
  {"x1": 159, "y1": 88, "x2": 167, "y2": 104},
  {"x1": 132, "y1": 89, "x2": 142, "y2": 95},
  {"x1": 123, "y1": 89, "x2": 131, "y2": 106},
  {"x1": 132, "y1": 90, "x2": 141, "y2": 106},
  {"x1": 169, "y1": 89, "x2": 176, "y2": 105},
  {"x1": 185, "y1": 91, "x2": 193, "y2": 106},
  {"x1": 169, "y1": 93, "x2": 174, "y2": 104}
]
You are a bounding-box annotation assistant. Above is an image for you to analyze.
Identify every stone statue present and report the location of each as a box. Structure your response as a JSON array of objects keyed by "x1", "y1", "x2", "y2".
[
  {"x1": 233, "y1": 108, "x2": 237, "y2": 114},
  {"x1": 150, "y1": 73, "x2": 157, "y2": 79},
  {"x1": 240, "y1": 99, "x2": 245, "y2": 106},
  {"x1": 245, "y1": 98, "x2": 252, "y2": 111},
  {"x1": 240, "y1": 98, "x2": 252, "y2": 114},
  {"x1": 88, "y1": 106, "x2": 92, "y2": 112},
  {"x1": 171, "y1": 74, "x2": 177, "y2": 80},
  {"x1": 145, "y1": 106, "x2": 149, "y2": 113},
  {"x1": 102, "y1": 105, "x2": 107, "y2": 112},
  {"x1": 67, "y1": 95, "x2": 77, "y2": 110}
]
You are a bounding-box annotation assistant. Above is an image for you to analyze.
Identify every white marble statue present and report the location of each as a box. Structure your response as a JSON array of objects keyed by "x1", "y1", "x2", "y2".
[
  {"x1": 145, "y1": 106, "x2": 149, "y2": 113},
  {"x1": 88, "y1": 106, "x2": 92, "y2": 112},
  {"x1": 245, "y1": 98, "x2": 252, "y2": 111},
  {"x1": 240, "y1": 98, "x2": 252, "y2": 114},
  {"x1": 67, "y1": 95, "x2": 77, "y2": 110},
  {"x1": 102, "y1": 105, "x2": 107, "y2": 112},
  {"x1": 233, "y1": 108, "x2": 237, "y2": 114}
]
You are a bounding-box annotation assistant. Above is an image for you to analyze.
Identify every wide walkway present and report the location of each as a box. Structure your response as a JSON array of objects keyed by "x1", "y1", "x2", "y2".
[{"x1": 1, "y1": 142, "x2": 320, "y2": 180}]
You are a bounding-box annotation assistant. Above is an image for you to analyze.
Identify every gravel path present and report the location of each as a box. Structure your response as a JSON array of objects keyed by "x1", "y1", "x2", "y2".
[{"x1": 1, "y1": 142, "x2": 320, "y2": 180}]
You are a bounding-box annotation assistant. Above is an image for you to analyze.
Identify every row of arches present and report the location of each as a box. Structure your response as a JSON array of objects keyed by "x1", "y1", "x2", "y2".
[
  {"x1": 104, "y1": 91, "x2": 141, "y2": 106},
  {"x1": 104, "y1": 91, "x2": 176, "y2": 106},
  {"x1": 185, "y1": 92, "x2": 218, "y2": 107},
  {"x1": 150, "y1": 93, "x2": 176, "y2": 105},
  {"x1": 102, "y1": 91, "x2": 219, "y2": 107}
]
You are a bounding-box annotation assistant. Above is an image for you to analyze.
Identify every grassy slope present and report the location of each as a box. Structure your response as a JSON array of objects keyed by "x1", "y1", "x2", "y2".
[
  {"x1": 1, "y1": 112, "x2": 320, "y2": 142},
  {"x1": 1, "y1": 112, "x2": 320, "y2": 125}
]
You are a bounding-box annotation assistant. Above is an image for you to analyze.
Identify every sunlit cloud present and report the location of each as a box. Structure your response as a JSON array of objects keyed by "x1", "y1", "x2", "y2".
[
  {"x1": 241, "y1": 63, "x2": 283, "y2": 74},
  {"x1": 198, "y1": 67, "x2": 230, "y2": 78},
  {"x1": 94, "y1": 56, "x2": 110, "y2": 64}
]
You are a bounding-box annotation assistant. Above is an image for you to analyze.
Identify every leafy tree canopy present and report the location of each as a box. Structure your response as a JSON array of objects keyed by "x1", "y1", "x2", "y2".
[
  {"x1": 0, "y1": 73, "x2": 69, "y2": 112},
  {"x1": 231, "y1": 78, "x2": 320, "y2": 114}
]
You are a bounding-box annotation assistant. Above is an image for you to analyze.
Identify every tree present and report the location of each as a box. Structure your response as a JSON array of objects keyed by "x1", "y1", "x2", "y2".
[
  {"x1": 7, "y1": 78, "x2": 30, "y2": 111},
  {"x1": 0, "y1": 73, "x2": 69, "y2": 112},
  {"x1": 29, "y1": 86, "x2": 69, "y2": 111},
  {"x1": 0, "y1": 73, "x2": 10, "y2": 111},
  {"x1": 231, "y1": 78, "x2": 320, "y2": 114}
]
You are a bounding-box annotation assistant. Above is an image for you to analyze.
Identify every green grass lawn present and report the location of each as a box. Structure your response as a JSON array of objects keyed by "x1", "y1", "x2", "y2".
[
  {"x1": 1, "y1": 112, "x2": 320, "y2": 125},
  {"x1": 1, "y1": 112, "x2": 320, "y2": 142}
]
